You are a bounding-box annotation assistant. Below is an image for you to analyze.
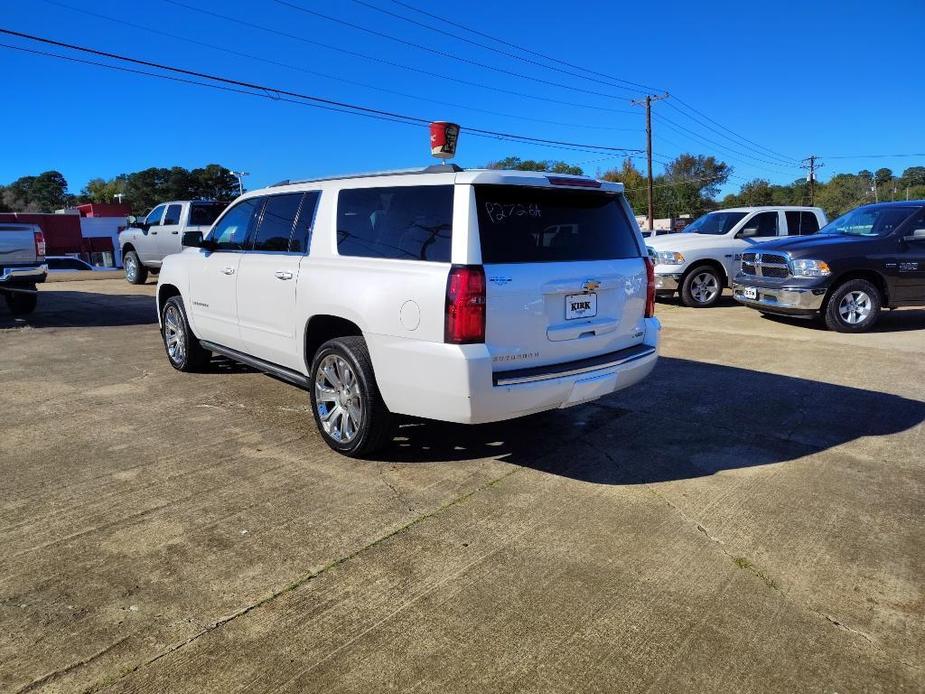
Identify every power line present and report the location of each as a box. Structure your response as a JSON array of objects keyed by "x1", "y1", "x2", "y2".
[
  {"x1": 38, "y1": 0, "x2": 636, "y2": 133},
  {"x1": 347, "y1": 0, "x2": 649, "y2": 95},
  {"x1": 0, "y1": 28, "x2": 643, "y2": 156},
  {"x1": 375, "y1": 0, "x2": 794, "y2": 166},
  {"x1": 385, "y1": 0, "x2": 664, "y2": 94},
  {"x1": 819, "y1": 153, "x2": 925, "y2": 159},
  {"x1": 653, "y1": 112, "x2": 796, "y2": 172},
  {"x1": 161, "y1": 0, "x2": 639, "y2": 116},
  {"x1": 666, "y1": 97, "x2": 798, "y2": 164},
  {"x1": 270, "y1": 0, "x2": 641, "y2": 102},
  {"x1": 631, "y1": 92, "x2": 670, "y2": 231}
]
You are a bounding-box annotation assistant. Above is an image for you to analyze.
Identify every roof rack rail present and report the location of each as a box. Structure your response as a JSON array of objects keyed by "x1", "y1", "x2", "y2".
[{"x1": 267, "y1": 163, "x2": 465, "y2": 188}]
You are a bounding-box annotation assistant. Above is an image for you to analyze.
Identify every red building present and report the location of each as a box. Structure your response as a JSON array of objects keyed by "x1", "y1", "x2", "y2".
[
  {"x1": 0, "y1": 212, "x2": 83, "y2": 256},
  {"x1": 0, "y1": 206, "x2": 128, "y2": 266}
]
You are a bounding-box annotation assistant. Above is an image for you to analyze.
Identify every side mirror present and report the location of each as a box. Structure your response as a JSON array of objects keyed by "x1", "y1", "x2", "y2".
[
  {"x1": 738, "y1": 226, "x2": 760, "y2": 238},
  {"x1": 902, "y1": 228, "x2": 925, "y2": 243},
  {"x1": 182, "y1": 231, "x2": 206, "y2": 248},
  {"x1": 127, "y1": 215, "x2": 137, "y2": 225}
]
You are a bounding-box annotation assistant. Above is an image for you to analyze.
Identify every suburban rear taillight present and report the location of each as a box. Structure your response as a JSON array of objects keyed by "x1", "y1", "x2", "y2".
[
  {"x1": 644, "y1": 256, "x2": 656, "y2": 318},
  {"x1": 34, "y1": 230, "x2": 46, "y2": 258},
  {"x1": 445, "y1": 265, "x2": 486, "y2": 344}
]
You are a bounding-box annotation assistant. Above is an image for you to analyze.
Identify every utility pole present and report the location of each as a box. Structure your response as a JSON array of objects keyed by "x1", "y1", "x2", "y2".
[
  {"x1": 631, "y1": 92, "x2": 669, "y2": 231},
  {"x1": 230, "y1": 170, "x2": 250, "y2": 196},
  {"x1": 800, "y1": 155, "x2": 824, "y2": 206}
]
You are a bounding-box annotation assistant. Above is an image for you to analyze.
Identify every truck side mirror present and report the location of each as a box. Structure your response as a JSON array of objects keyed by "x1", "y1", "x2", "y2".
[
  {"x1": 902, "y1": 228, "x2": 925, "y2": 243},
  {"x1": 738, "y1": 226, "x2": 760, "y2": 238},
  {"x1": 126, "y1": 215, "x2": 137, "y2": 225},
  {"x1": 182, "y1": 231, "x2": 204, "y2": 248}
]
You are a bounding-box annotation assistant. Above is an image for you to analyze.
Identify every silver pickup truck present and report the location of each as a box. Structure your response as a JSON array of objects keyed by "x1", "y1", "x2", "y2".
[
  {"x1": 118, "y1": 200, "x2": 227, "y2": 284},
  {"x1": 1, "y1": 223, "x2": 47, "y2": 315}
]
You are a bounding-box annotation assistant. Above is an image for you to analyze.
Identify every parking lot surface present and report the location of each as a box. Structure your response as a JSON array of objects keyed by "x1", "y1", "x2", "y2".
[{"x1": 1, "y1": 279, "x2": 923, "y2": 693}]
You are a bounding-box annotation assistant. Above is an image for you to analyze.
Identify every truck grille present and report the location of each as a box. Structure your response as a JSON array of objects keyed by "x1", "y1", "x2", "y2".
[{"x1": 741, "y1": 252, "x2": 789, "y2": 278}]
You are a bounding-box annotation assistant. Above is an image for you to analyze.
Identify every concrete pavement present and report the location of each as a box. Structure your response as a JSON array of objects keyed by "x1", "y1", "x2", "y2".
[{"x1": 1, "y1": 281, "x2": 922, "y2": 692}]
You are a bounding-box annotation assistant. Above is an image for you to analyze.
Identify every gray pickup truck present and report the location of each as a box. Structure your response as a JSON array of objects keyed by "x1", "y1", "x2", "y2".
[
  {"x1": 1, "y1": 223, "x2": 47, "y2": 315},
  {"x1": 119, "y1": 200, "x2": 227, "y2": 284}
]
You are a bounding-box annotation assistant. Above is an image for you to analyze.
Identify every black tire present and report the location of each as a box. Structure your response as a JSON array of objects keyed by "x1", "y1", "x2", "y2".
[
  {"x1": 309, "y1": 336, "x2": 393, "y2": 458},
  {"x1": 5, "y1": 288, "x2": 37, "y2": 315},
  {"x1": 680, "y1": 264, "x2": 723, "y2": 307},
  {"x1": 124, "y1": 250, "x2": 148, "y2": 285},
  {"x1": 161, "y1": 296, "x2": 210, "y2": 371},
  {"x1": 824, "y1": 279, "x2": 881, "y2": 333}
]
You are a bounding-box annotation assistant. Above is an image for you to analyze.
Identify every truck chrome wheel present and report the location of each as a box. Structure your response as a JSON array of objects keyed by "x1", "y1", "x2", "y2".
[
  {"x1": 838, "y1": 290, "x2": 872, "y2": 325},
  {"x1": 125, "y1": 254, "x2": 138, "y2": 282},
  {"x1": 314, "y1": 354, "x2": 363, "y2": 443},
  {"x1": 163, "y1": 304, "x2": 186, "y2": 365},
  {"x1": 690, "y1": 271, "x2": 719, "y2": 304}
]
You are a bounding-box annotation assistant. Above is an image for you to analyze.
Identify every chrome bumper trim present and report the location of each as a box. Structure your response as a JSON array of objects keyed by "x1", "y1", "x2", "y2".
[
  {"x1": 654, "y1": 272, "x2": 682, "y2": 291},
  {"x1": 0, "y1": 264, "x2": 47, "y2": 289},
  {"x1": 732, "y1": 283, "x2": 825, "y2": 311},
  {"x1": 494, "y1": 344, "x2": 656, "y2": 387}
]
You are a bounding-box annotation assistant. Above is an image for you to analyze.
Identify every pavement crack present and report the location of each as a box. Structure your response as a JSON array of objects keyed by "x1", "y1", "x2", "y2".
[
  {"x1": 82, "y1": 465, "x2": 521, "y2": 693},
  {"x1": 17, "y1": 635, "x2": 131, "y2": 693}
]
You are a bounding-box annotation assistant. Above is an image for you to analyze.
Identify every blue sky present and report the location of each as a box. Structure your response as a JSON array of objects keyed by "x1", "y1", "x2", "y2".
[{"x1": 0, "y1": 0, "x2": 923, "y2": 196}]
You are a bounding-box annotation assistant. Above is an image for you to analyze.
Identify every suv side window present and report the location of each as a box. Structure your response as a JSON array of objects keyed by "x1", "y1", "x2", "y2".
[
  {"x1": 250, "y1": 193, "x2": 303, "y2": 252},
  {"x1": 145, "y1": 205, "x2": 166, "y2": 226},
  {"x1": 289, "y1": 191, "x2": 321, "y2": 254},
  {"x1": 786, "y1": 211, "x2": 820, "y2": 236},
  {"x1": 210, "y1": 197, "x2": 263, "y2": 251},
  {"x1": 336, "y1": 185, "x2": 453, "y2": 262},
  {"x1": 740, "y1": 211, "x2": 779, "y2": 238},
  {"x1": 163, "y1": 204, "x2": 182, "y2": 226}
]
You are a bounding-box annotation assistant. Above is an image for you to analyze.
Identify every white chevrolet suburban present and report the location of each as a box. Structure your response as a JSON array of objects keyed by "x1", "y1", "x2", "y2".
[
  {"x1": 156, "y1": 165, "x2": 660, "y2": 456},
  {"x1": 648, "y1": 206, "x2": 828, "y2": 307},
  {"x1": 119, "y1": 200, "x2": 228, "y2": 284}
]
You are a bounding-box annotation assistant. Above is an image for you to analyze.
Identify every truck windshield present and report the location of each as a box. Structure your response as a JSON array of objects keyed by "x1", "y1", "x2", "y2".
[
  {"x1": 819, "y1": 207, "x2": 918, "y2": 237},
  {"x1": 475, "y1": 185, "x2": 639, "y2": 263},
  {"x1": 683, "y1": 211, "x2": 747, "y2": 235},
  {"x1": 189, "y1": 202, "x2": 228, "y2": 227}
]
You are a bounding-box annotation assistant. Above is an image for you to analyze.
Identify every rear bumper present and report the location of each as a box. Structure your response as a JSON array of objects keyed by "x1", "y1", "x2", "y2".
[
  {"x1": 0, "y1": 264, "x2": 47, "y2": 291},
  {"x1": 732, "y1": 277, "x2": 827, "y2": 316},
  {"x1": 368, "y1": 317, "x2": 661, "y2": 424}
]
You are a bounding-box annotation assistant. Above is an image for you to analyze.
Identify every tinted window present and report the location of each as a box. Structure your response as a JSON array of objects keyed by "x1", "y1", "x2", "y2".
[
  {"x1": 47, "y1": 258, "x2": 86, "y2": 270},
  {"x1": 820, "y1": 206, "x2": 919, "y2": 237},
  {"x1": 163, "y1": 204, "x2": 182, "y2": 226},
  {"x1": 786, "y1": 211, "x2": 820, "y2": 236},
  {"x1": 475, "y1": 185, "x2": 639, "y2": 263},
  {"x1": 741, "y1": 211, "x2": 779, "y2": 237},
  {"x1": 189, "y1": 202, "x2": 226, "y2": 226},
  {"x1": 145, "y1": 205, "x2": 166, "y2": 226},
  {"x1": 683, "y1": 211, "x2": 747, "y2": 235},
  {"x1": 209, "y1": 198, "x2": 263, "y2": 251},
  {"x1": 251, "y1": 193, "x2": 303, "y2": 252},
  {"x1": 337, "y1": 185, "x2": 453, "y2": 261},
  {"x1": 289, "y1": 191, "x2": 321, "y2": 254}
]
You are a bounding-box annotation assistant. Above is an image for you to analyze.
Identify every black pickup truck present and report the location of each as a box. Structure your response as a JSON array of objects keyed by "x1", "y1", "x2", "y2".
[{"x1": 732, "y1": 201, "x2": 925, "y2": 332}]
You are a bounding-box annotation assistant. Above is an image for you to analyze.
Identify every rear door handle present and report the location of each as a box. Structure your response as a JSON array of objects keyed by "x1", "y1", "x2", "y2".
[
  {"x1": 274, "y1": 271, "x2": 293, "y2": 280},
  {"x1": 171, "y1": 230, "x2": 179, "y2": 234},
  {"x1": 221, "y1": 266, "x2": 235, "y2": 275}
]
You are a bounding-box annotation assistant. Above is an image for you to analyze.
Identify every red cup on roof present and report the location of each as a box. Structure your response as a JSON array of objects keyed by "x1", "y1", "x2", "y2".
[{"x1": 430, "y1": 121, "x2": 460, "y2": 159}]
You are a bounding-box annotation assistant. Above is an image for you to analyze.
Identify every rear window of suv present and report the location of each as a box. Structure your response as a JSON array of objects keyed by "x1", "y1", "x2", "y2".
[
  {"x1": 336, "y1": 185, "x2": 453, "y2": 262},
  {"x1": 475, "y1": 185, "x2": 639, "y2": 263}
]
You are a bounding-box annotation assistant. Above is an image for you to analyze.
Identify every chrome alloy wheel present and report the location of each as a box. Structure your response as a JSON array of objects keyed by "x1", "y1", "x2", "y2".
[
  {"x1": 314, "y1": 354, "x2": 363, "y2": 443},
  {"x1": 163, "y1": 304, "x2": 186, "y2": 364},
  {"x1": 691, "y1": 271, "x2": 720, "y2": 304},
  {"x1": 125, "y1": 254, "x2": 137, "y2": 281},
  {"x1": 838, "y1": 290, "x2": 872, "y2": 325}
]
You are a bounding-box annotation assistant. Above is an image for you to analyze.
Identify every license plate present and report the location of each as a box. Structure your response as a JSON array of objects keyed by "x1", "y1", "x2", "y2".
[
  {"x1": 566, "y1": 293, "x2": 597, "y2": 320},
  {"x1": 742, "y1": 287, "x2": 758, "y2": 300}
]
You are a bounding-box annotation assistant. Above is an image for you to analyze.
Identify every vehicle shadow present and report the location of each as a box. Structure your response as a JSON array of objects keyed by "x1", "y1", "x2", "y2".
[
  {"x1": 374, "y1": 357, "x2": 925, "y2": 484},
  {"x1": 759, "y1": 307, "x2": 925, "y2": 333},
  {"x1": 0, "y1": 290, "x2": 158, "y2": 328}
]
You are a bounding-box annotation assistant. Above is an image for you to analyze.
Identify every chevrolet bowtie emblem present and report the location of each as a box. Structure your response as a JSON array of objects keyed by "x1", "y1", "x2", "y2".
[{"x1": 582, "y1": 279, "x2": 601, "y2": 292}]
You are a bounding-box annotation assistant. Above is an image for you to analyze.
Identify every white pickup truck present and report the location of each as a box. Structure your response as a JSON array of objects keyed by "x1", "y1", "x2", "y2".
[
  {"x1": 647, "y1": 206, "x2": 828, "y2": 307},
  {"x1": 118, "y1": 200, "x2": 227, "y2": 284},
  {"x1": 156, "y1": 165, "x2": 660, "y2": 457}
]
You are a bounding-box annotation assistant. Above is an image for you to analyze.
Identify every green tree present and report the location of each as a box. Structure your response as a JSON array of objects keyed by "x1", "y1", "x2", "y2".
[
  {"x1": 600, "y1": 158, "x2": 647, "y2": 213},
  {"x1": 0, "y1": 171, "x2": 71, "y2": 212},
  {"x1": 487, "y1": 156, "x2": 584, "y2": 175},
  {"x1": 660, "y1": 154, "x2": 731, "y2": 217}
]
